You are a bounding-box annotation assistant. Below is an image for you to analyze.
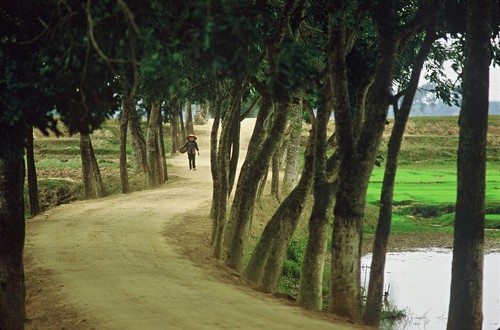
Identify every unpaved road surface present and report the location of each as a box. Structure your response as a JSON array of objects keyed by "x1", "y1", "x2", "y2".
[{"x1": 25, "y1": 120, "x2": 363, "y2": 329}]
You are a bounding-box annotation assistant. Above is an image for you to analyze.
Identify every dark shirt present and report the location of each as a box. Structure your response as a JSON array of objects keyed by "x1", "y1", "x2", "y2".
[{"x1": 184, "y1": 140, "x2": 199, "y2": 154}]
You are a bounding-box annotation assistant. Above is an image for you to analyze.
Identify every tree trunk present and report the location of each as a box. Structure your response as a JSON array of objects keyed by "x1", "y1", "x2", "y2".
[
  {"x1": 26, "y1": 125, "x2": 41, "y2": 216},
  {"x1": 221, "y1": 88, "x2": 273, "y2": 246},
  {"x1": 256, "y1": 165, "x2": 268, "y2": 203},
  {"x1": 297, "y1": 80, "x2": 334, "y2": 311},
  {"x1": 119, "y1": 94, "x2": 132, "y2": 194},
  {"x1": 89, "y1": 135, "x2": 106, "y2": 197},
  {"x1": 228, "y1": 106, "x2": 241, "y2": 196},
  {"x1": 179, "y1": 108, "x2": 186, "y2": 141},
  {"x1": 210, "y1": 85, "x2": 223, "y2": 242},
  {"x1": 245, "y1": 124, "x2": 315, "y2": 286},
  {"x1": 158, "y1": 117, "x2": 168, "y2": 183},
  {"x1": 170, "y1": 107, "x2": 181, "y2": 155},
  {"x1": 194, "y1": 102, "x2": 202, "y2": 124},
  {"x1": 146, "y1": 101, "x2": 161, "y2": 188},
  {"x1": 282, "y1": 96, "x2": 302, "y2": 195},
  {"x1": 328, "y1": 3, "x2": 401, "y2": 321},
  {"x1": 447, "y1": 0, "x2": 491, "y2": 328},
  {"x1": 80, "y1": 133, "x2": 105, "y2": 199},
  {"x1": 185, "y1": 99, "x2": 194, "y2": 135},
  {"x1": 80, "y1": 133, "x2": 96, "y2": 199},
  {"x1": 364, "y1": 30, "x2": 436, "y2": 326},
  {"x1": 128, "y1": 108, "x2": 148, "y2": 176},
  {"x1": 270, "y1": 148, "x2": 280, "y2": 200},
  {"x1": 154, "y1": 129, "x2": 162, "y2": 182},
  {"x1": 213, "y1": 83, "x2": 242, "y2": 259},
  {"x1": 224, "y1": 98, "x2": 291, "y2": 272},
  {"x1": 0, "y1": 124, "x2": 26, "y2": 329},
  {"x1": 221, "y1": 0, "x2": 302, "y2": 270},
  {"x1": 257, "y1": 129, "x2": 315, "y2": 293}
]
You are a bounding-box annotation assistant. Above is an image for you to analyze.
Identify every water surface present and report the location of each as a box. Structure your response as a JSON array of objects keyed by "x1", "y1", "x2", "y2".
[{"x1": 362, "y1": 248, "x2": 500, "y2": 329}]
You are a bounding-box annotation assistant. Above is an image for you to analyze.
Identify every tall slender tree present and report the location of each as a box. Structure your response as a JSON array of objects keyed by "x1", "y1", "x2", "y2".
[
  {"x1": 119, "y1": 92, "x2": 133, "y2": 194},
  {"x1": 26, "y1": 126, "x2": 41, "y2": 216},
  {"x1": 328, "y1": 1, "x2": 434, "y2": 321},
  {"x1": 447, "y1": 0, "x2": 493, "y2": 328},
  {"x1": 364, "y1": 27, "x2": 439, "y2": 326},
  {"x1": 223, "y1": 0, "x2": 305, "y2": 272}
]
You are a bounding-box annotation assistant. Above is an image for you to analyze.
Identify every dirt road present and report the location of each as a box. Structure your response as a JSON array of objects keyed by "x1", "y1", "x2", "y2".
[{"x1": 25, "y1": 121, "x2": 362, "y2": 329}]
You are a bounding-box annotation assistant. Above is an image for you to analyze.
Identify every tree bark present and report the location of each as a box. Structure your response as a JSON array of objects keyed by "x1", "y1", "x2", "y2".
[
  {"x1": 146, "y1": 101, "x2": 161, "y2": 187},
  {"x1": 257, "y1": 129, "x2": 315, "y2": 293},
  {"x1": 210, "y1": 84, "x2": 223, "y2": 242},
  {"x1": 119, "y1": 94, "x2": 132, "y2": 194},
  {"x1": 222, "y1": 0, "x2": 301, "y2": 272},
  {"x1": 328, "y1": 2, "x2": 402, "y2": 321},
  {"x1": 128, "y1": 108, "x2": 148, "y2": 176},
  {"x1": 297, "y1": 78, "x2": 335, "y2": 311},
  {"x1": 170, "y1": 107, "x2": 181, "y2": 155},
  {"x1": 363, "y1": 29, "x2": 436, "y2": 326},
  {"x1": 222, "y1": 89, "x2": 273, "y2": 247},
  {"x1": 80, "y1": 132, "x2": 97, "y2": 199},
  {"x1": 26, "y1": 125, "x2": 41, "y2": 216},
  {"x1": 213, "y1": 82, "x2": 243, "y2": 259},
  {"x1": 179, "y1": 107, "x2": 186, "y2": 141},
  {"x1": 270, "y1": 147, "x2": 280, "y2": 199},
  {"x1": 282, "y1": 96, "x2": 302, "y2": 195},
  {"x1": 224, "y1": 98, "x2": 291, "y2": 272},
  {"x1": 256, "y1": 165, "x2": 269, "y2": 203},
  {"x1": 158, "y1": 116, "x2": 168, "y2": 183},
  {"x1": 228, "y1": 105, "x2": 241, "y2": 196},
  {"x1": 447, "y1": 0, "x2": 491, "y2": 328},
  {"x1": 0, "y1": 124, "x2": 26, "y2": 329},
  {"x1": 80, "y1": 133, "x2": 105, "y2": 199},
  {"x1": 185, "y1": 99, "x2": 194, "y2": 135},
  {"x1": 89, "y1": 135, "x2": 106, "y2": 197}
]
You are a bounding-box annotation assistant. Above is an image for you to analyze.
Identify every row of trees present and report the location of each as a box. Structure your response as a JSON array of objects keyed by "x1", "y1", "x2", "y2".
[
  {"x1": 207, "y1": 2, "x2": 498, "y2": 330},
  {"x1": 1, "y1": 0, "x2": 498, "y2": 329}
]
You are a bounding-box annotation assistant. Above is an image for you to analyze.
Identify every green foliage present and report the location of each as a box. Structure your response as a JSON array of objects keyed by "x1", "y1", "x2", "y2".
[
  {"x1": 282, "y1": 237, "x2": 306, "y2": 279},
  {"x1": 269, "y1": 34, "x2": 322, "y2": 102},
  {"x1": 277, "y1": 236, "x2": 308, "y2": 297}
]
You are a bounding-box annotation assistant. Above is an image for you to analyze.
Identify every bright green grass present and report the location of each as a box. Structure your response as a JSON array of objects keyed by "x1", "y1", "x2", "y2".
[
  {"x1": 35, "y1": 158, "x2": 82, "y2": 169},
  {"x1": 367, "y1": 168, "x2": 500, "y2": 204},
  {"x1": 363, "y1": 214, "x2": 432, "y2": 234}
]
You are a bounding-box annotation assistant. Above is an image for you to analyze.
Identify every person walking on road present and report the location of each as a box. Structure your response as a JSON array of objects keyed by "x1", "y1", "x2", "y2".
[{"x1": 181, "y1": 134, "x2": 200, "y2": 170}]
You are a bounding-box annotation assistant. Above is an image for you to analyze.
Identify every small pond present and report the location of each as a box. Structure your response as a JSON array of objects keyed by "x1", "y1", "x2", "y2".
[{"x1": 361, "y1": 248, "x2": 500, "y2": 329}]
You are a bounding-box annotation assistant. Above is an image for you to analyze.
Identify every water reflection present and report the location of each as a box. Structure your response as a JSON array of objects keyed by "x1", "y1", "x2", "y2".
[{"x1": 361, "y1": 248, "x2": 500, "y2": 330}]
